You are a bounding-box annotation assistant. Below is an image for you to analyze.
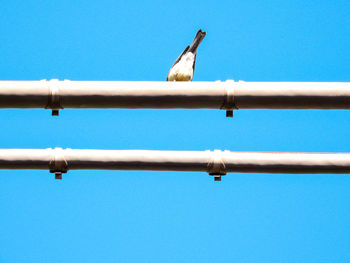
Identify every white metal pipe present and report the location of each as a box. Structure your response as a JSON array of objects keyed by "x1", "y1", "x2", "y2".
[
  {"x1": 0, "y1": 80, "x2": 350, "y2": 110},
  {"x1": 1, "y1": 148, "x2": 350, "y2": 176}
]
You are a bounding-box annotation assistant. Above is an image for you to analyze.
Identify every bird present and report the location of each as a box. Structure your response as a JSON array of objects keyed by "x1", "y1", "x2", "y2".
[{"x1": 167, "y1": 29, "x2": 206, "y2": 81}]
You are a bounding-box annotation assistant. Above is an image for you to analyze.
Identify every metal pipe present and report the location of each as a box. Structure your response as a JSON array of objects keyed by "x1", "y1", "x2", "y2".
[
  {"x1": 1, "y1": 148, "x2": 350, "y2": 180},
  {"x1": 0, "y1": 80, "x2": 350, "y2": 111}
]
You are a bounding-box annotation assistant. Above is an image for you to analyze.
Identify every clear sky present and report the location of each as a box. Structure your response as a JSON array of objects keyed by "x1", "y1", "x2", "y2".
[{"x1": 1, "y1": 0, "x2": 350, "y2": 262}]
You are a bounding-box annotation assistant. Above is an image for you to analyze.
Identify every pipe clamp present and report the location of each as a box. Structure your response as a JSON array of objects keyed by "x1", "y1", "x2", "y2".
[
  {"x1": 207, "y1": 150, "x2": 227, "y2": 181},
  {"x1": 49, "y1": 147, "x2": 68, "y2": 179}
]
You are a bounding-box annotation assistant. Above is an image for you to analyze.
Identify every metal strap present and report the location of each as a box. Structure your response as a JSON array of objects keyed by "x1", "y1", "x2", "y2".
[
  {"x1": 49, "y1": 148, "x2": 68, "y2": 180},
  {"x1": 207, "y1": 150, "x2": 227, "y2": 181},
  {"x1": 44, "y1": 79, "x2": 63, "y2": 116},
  {"x1": 220, "y1": 80, "x2": 238, "y2": 118}
]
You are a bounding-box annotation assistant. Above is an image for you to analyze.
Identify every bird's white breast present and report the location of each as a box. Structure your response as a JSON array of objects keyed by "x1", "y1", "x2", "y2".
[{"x1": 168, "y1": 52, "x2": 195, "y2": 81}]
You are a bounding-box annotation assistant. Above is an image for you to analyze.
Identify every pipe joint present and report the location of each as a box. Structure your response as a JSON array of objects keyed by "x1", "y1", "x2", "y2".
[
  {"x1": 49, "y1": 148, "x2": 68, "y2": 180},
  {"x1": 207, "y1": 150, "x2": 227, "y2": 181},
  {"x1": 220, "y1": 80, "x2": 239, "y2": 118},
  {"x1": 43, "y1": 79, "x2": 64, "y2": 116}
]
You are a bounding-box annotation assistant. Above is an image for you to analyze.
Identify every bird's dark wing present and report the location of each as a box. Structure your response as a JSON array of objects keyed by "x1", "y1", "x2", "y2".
[{"x1": 171, "y1": 45, "x2": 189, "y2": 68}]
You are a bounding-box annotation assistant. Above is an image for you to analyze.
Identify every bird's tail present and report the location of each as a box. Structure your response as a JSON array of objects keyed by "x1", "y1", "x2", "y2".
[{"x1": 188, "y1": 29, "x2": 206, "y2": 54}]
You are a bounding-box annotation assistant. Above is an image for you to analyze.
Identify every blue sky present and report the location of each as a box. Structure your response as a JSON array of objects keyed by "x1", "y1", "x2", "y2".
[{"x1": 1, "y1": 0, "x2": 350, "y2": 262}]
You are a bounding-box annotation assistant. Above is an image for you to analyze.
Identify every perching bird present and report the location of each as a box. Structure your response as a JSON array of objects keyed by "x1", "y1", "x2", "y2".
[{"x1": 167, "y1": 29, "x2": 206, "y2": 81}]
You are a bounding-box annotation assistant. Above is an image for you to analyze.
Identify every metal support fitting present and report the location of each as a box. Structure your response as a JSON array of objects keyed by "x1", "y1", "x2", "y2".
[
  {"x1": 43, "y1": 79, "x2": 63, "y2": 116},
  {"x1": 207, "y1": 150, "x2": 227, "y2": 181},
  {"x1": 49, "y1": 148, "x2": 68, "y2": 180},
  {"x1": 220, "y1": 80, "x2": 239, "y2": 118}
]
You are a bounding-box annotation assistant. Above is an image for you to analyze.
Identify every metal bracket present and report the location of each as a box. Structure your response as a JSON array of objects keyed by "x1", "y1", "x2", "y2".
[
  {"x1": 49, "y1": 148, "x2": 68, "y2": 180},
  {"x1": 207, "y1": 150, "x2": 227, "y2": 181},
  {"x1": 43, "y1": 79, "x2": 63, "y2": 116},
  {"x1": 221, "y1": 79, "x2": 239, "y2": 118}
]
